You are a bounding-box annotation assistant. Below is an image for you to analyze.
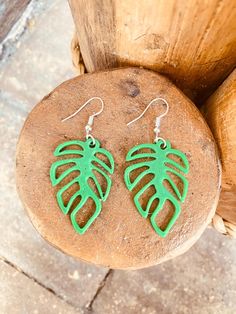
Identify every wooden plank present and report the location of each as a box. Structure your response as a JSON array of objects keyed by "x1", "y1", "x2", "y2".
[
  {"x1": 0, "y1": 260, "x2": 79, "y2": 314},
  {"x1": 69, "y1": 0, "x2": 236, "y2": 103}
]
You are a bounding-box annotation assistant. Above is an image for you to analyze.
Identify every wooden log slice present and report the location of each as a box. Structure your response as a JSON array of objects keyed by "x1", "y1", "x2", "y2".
[{"x1": 16, "y1": 68, "x2": 221, "y2": 269}]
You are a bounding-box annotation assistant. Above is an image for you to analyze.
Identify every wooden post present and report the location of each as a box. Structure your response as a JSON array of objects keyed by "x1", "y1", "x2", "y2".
[
  {"x1": 68, "y1": 0, "x2": 236, "y2": 103},
  {"x1": 202, "y1": 70, "x2": 236, "y2": 231}
]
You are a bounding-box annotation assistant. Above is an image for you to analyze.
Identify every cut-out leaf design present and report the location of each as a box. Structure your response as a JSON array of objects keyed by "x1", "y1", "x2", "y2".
[
  {"x1": 50, "y1": 139, "x2": 114, "y2": 234},
  {"x1": 124, "y1": 139, "x2": 189, "y2": 237}
]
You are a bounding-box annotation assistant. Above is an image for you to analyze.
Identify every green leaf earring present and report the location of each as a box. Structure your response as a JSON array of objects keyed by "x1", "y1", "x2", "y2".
[
  {"x1": 50, "y1": 97, "x2": 114, "y2": 234},
  {"x1": 124, "y1": 98, "x2": 189, "y2": 238}
]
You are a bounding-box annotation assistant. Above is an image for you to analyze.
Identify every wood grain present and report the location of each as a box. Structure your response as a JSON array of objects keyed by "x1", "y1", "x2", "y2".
[
  {"x1": 68, "y1": 0, "x2": 117, "y2": 70},
  {"x1": 202, "y1": 70, "x2": 236, "y2": 225},
  {"x1": 69, "y1": 0, "x2": 236, "y2": 103},
  {"x1": 16, "y1": 68, "x2": 221, "y2": 269},
  {"x1": 202, "y1": 70, "x2": 236, "y2": 185},
  {"x1": 217, "y1": 181, "x2": 236, "y2": 226}
]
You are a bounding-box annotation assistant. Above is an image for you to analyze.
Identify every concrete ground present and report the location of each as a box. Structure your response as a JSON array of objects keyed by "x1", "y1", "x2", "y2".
[{"x1": 0, "y1": 1, "x2": 235, "y2": 313}]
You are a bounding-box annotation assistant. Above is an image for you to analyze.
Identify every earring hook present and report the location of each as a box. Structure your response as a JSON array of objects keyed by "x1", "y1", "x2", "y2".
[
  {"x1": 127, "y1": 97, "x2": 169, "y2": 146},
  {"x1": 62, "y1": 97, "x2": 104, "y2": 145},
  {"x1": 62, "y1": 96, "x2": 104, "y2": 122}
]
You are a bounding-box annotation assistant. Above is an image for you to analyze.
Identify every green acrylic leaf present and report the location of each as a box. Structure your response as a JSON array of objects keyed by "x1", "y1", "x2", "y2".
[
  {"x1": 50, "y1": 139, "x2": 114, "y2": 234},
  {"x1": 124, "y1": 139, "x2": 189, "y2": 238}
]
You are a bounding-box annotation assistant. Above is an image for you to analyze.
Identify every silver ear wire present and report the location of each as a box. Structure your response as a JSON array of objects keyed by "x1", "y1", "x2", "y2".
[
  {"x1": 127, "y1": 97, "x2": 169, "y2": 146},
  {"x1": 62, "y1": 97, "x2": 104, "y2": 145}
]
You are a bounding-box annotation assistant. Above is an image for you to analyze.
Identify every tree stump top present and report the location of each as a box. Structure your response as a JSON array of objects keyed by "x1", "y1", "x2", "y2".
[{"x1": 16, "y1": 68, "x2": 220, "y2": 269}]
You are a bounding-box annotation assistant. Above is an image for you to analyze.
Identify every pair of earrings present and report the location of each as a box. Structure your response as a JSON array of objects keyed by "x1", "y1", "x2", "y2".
[{"x1": 50, "y1": 97, "x2": 189, "y2": 238}]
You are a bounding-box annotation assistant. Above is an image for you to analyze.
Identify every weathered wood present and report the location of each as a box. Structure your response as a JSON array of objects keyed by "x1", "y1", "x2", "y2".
[
  {"x1": 16, "y1": 68, "x2": 221, "y2": 269},
  {"x1": 217, "y1": 182, "x2": 236, "y2": 226},
  {"x1": 202, "y1": 70, "x2": 236, "y2": 226},
  {"x1": 68, "y1": 0, "x2": 236, "y2": 103},
  {"x1": 202, "y1": 70, "x2": 236, "y2": 185},
  {"x1": 0, "y1": 0, "x2": 30, "y2": 41}
]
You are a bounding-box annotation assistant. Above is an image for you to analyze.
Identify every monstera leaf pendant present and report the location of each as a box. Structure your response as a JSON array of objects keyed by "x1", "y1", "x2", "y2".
[
  {"x1": 124, "y1": 139, "x2": 189, "y2": 237},
  {"x1": 50, "y1": 138, "x2": 114, "y2": 234}
]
